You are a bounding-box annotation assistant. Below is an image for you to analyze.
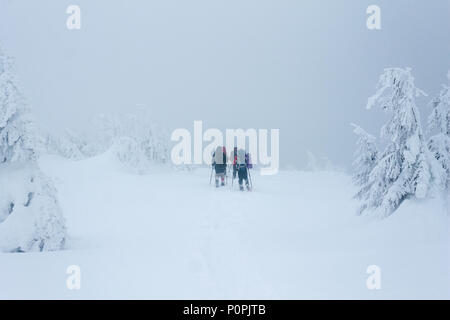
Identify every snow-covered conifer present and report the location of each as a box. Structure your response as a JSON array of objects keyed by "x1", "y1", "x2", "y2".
[
  {"x1": 362, "y1": 68, "x2": 432, "y2": 216},
  {"x1": 0, "y1": 45, "x2": 66, "y2": 252},
  {"x1": 427, "y1": 71, "x2": 450, "y2": 190},
  {"x1": 0, "y1": 46, "x2": 35, "y2": 163}
]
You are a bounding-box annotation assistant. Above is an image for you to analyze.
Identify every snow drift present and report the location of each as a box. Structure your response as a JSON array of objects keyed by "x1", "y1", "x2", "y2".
[{"x1": 0, "y1": 163, "x2": 66, "y2": 252}]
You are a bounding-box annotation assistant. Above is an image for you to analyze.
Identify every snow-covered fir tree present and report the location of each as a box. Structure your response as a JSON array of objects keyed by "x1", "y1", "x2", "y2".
[
  {"x1": 350, "y1": 123, "x2": 378, "y2": 214},
  {"x1": 0, "y1": 45, "x2": 66, "y2": 252},
  {"x1": 427, "y1": 71, "x2": 450, "y2": 190},
  {"x1": 0, "y1": 47, "x2": 35, "y2": 163},
  {"x1": 361, "y1": 67, "x2": 432, "y2": 216}
]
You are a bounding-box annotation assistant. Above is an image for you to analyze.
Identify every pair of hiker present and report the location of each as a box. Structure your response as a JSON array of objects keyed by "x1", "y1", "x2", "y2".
[{"x1": 211, "y1": 146, "x2": 252, "y2": 191}]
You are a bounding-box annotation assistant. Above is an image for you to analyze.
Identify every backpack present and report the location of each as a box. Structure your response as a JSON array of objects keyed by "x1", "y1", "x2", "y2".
[
  {"x1": 236, "y1": 149, "x2": 246, "y2": 165},
  {"x1": 246, "y1": 153, "x2": 253, "y2": 169},
  {"x1": 214, "y1": 146, "x2": 224, "y2": 164}
]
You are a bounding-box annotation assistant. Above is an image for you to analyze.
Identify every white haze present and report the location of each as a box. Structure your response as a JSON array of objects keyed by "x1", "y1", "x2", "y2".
[{"x1": 0, "y1": 0, "x2": 448, "y2": 169}]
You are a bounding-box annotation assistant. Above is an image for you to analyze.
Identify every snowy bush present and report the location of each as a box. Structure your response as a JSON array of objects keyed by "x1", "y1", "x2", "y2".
[
  {"x1": 0, "y1": 45, "x2": 66, "y2": 252},
  {"x1": 356, "y1": 68, "x2": 434, "y2": 217}
]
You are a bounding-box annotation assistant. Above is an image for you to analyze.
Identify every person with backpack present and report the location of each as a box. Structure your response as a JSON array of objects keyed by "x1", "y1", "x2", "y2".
[
  {"x1": 235, "y1": 148, "x2": 253, "y2": 191},
  {"x1": 230, "y1": 147, "x2": 238, "y2": 179},
  {"x1": 211, "y1": 146, "x2": 227, "y2": 188}
]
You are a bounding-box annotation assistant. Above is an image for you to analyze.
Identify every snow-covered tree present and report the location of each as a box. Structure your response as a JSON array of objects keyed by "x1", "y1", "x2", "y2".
[
  {"x1": 361, "y1": 68, "x2": 432, "y2": 216},
  {"x1": 350, "y1": 123, "x2": 378, "y2": 214},
  {"x1": 0, "y1": 46, "x2": 35, "y2": 163},
  {"x1": 427, "y1": 71, "x2": 450, "y2": 190},
  {"x1": 111, "y1": 136, "x2": 151, "y2": 174},
  {"x1": 305, "y1": 150, "x2": 341, "y2": 172},
  {"x1": 37, "y1": 128, "x2": 90, "y2": 160},
  {"x1": 94, "y1": 111, "x2": 170, "y2": 172},
  {"x1": 0, "y1": 45, "x2": 66, "y2": 252}
]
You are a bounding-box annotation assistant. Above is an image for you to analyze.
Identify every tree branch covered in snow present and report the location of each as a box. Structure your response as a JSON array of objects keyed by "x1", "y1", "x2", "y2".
[{"x1": 350, "y1": 123, "x2": 378, "y2": 214}]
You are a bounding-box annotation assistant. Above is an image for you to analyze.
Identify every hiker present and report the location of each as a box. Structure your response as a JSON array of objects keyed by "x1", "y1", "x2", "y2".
[
  {"x1": 235, "y1": 148, "x2": 253, "y2": 191},
  {"x1": 230, "y1": 147, "x2": 238, "y2": 179},
  {"x1": 212, "y1": 146, "x2": 227, "y2": 187}
]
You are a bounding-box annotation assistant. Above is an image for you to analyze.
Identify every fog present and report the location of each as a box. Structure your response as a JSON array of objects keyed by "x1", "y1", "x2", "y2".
[{"x1": 1, "y1": 0, "x2": 448, "y2": 169}]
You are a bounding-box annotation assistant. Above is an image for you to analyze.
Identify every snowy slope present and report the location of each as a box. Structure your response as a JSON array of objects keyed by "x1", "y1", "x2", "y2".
[{"x1": 0, "y1": 153, "x2": 448, "y2": 299}]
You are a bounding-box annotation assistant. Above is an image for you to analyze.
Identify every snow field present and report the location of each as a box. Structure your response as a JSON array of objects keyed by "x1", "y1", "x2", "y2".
[{"x1": 0, "y1": 153, "x2": 448, "y2": 299}]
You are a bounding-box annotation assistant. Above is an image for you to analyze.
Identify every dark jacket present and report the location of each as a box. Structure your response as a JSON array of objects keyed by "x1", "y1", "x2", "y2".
[{"x1": 212, "y1": 151, "x2": 227, "y2": 174}]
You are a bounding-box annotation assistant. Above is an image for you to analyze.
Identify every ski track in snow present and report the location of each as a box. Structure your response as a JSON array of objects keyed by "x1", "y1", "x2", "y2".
[{"x1": 0, "y1": 154, "x2": 448, "y2": 299}]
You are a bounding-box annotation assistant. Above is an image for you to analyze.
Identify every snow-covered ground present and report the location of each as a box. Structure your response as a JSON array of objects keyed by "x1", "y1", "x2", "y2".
[{"x1": 0, "y1": 153, "x2": 448, "y2": 299}]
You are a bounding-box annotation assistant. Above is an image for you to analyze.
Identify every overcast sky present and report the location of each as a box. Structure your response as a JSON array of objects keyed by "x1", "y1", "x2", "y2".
[{"x1": 0, "y1": 0, "x2": 449, "y2": 169}]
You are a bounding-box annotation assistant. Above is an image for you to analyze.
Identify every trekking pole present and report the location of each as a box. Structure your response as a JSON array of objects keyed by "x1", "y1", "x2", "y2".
[
  {"x1": 225, "y1": 165, "x2": 228, "y2": 186},
  {"x1": 248, "y1": 168, "x2": 253, "y2": 189},
  {"x1": 231, "y1": 172, "x2": 234, "y2": 190},
  {"x1": 209, "y1": 166, "x2": 213, "y2": 185}
]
